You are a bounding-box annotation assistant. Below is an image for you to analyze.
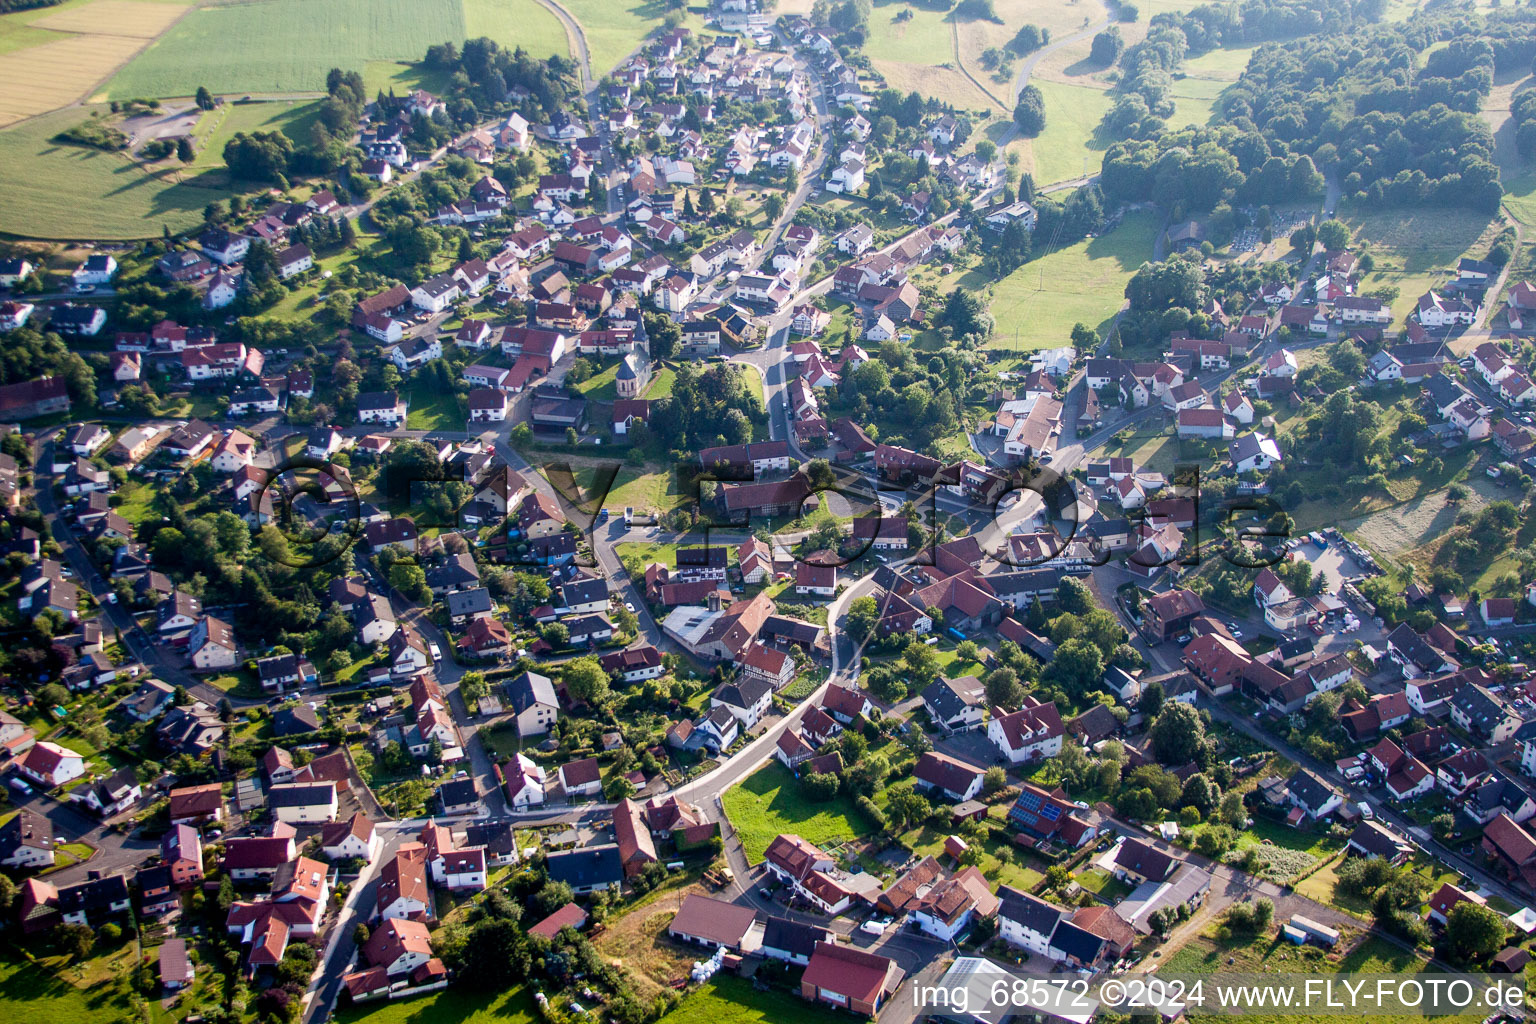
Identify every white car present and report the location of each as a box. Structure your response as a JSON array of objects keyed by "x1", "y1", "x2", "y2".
[
  {"x1": 624, "y1": 602, "x2": 635, "y2": 614},
  {"x1": 429, "y1": 641, "x2": 442, "y2": 661}
]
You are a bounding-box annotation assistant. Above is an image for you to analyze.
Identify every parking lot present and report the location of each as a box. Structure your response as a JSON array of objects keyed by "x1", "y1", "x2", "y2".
[{"x1": 1292, "y1": 536, "x2": 1371, "y2": 593}]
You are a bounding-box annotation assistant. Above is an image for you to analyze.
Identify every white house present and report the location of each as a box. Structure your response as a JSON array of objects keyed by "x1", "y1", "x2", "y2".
[{"x1": 987, "y1": 701, "x2": 1064, "y2": 764}]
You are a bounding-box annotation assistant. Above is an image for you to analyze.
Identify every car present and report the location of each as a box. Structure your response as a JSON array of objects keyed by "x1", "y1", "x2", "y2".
[
  {"x1": 1175, "y1": 634, "x2": 1191, "y2": 645},
  {"x1": 624, "y1": 602, "x2": 635, "y2": 613},
  {"x1": 759, "y1": 887, "x2": 773, "y2": 899},
  {"x1": 1039, "y1": 453, "x2": 1053, "y2": 464},
  {"x1": 429, "y1": 641, "x2": 442, "y2": 661},
  {"x1": 76, "y1": 284, "x2": 95, "y2": 294},
  {"x1": 1230, "y1": 627, "x2": 1243, "y2": 638}
]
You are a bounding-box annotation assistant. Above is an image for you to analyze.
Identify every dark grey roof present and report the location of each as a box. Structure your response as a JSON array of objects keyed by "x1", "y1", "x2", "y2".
[
  {"x1": 714, "y1": 678, "x2": 771, "y2": 710},
  {"x1": 759, "y1": 916, "x2": 830, "y2": 957},
  {"x1": 268, "y1": 783, "x2": 334, "y2": 808},
  {"x1": 546, "y1": 844, "x2": 624, "y2": 887},
  {"x1": 997, "y1": 885, "x2": 1065, "y2": 936},
  {"x1": 446, "y1": 587, "x2": 494, "y2": 617},
  {"x1": 438, "y1": 778, "x2": 480, "y2": 807},
  {"x1": 507, "y1": 671, "x2": 557, "y2": 713},
  {"x1": 1288, "y1": 769, "x2": 1337, "y2": 812},
  {"x1": 1048, "y1": 919, "x2": 1105, "y2": 962}
]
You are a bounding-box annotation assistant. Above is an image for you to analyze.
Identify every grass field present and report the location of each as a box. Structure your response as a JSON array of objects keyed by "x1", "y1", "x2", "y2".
[
  {"x1": 335, "y1": 981, "x2": 537, "y2": 1024},
  {"x1": 987, "y1": 208, "x2": 1158, "y2": 351},
  {"x1": 1017, "y1": 79, "x2": 1112, "y2": 185},
  {"x1": 559, "y1": 0, "x2": 673, "y2": 77},
  {"x1": 658, "y1": 976, "x2": 850, "y2": 1024},
  {"x1": 0, "y1": 104, "x2": 210, "y2": 238},
  {"x1": 1345, "y1": 207, "x2": 1497, "y2": 321},
  {"x1": 183, "y1": 96, "x2": 323, "y2": 176},
  {"x1": 1164, "y1": 931, "x2": 1483, "y2": 1024},
  {"x1": 1293, "y1": 853, "x2": 1458, "y2": 919},
  {"x1": 0, "y1": 951, "x2": 146, "y2": 1024},
  {"x1": 405, "y1": 381, "x2": 464, "y2": 430},
  {"x1": 722, "y1": 761, "x2": 877, "y2": 863},
  {"x1": 0, "y1": 0, "x2": 189, "y2": 125},
  {"x1": 108, "y1": 0, "x2": 495, "y2": 98}
]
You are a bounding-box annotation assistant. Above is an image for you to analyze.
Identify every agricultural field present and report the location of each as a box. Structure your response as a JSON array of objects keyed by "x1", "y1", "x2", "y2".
[
  {"x1": 0, "y1": 0, "x2": 190, "y2": 125},
  {"x1": 721, "y1": 760, "x2": 878, "y2": 862},
  {"x1": 0, "y1": 104, "x2": 210, "y2": 238},
  {"x1": 106, "y1": 0, "x2": 565, "y2": 99},
  {"x1": 462, "y1": 0, "x2": 568, "y2": 60},
  {"x1": 986, "y1": 208, "x2": 1159, "y2": 351}
]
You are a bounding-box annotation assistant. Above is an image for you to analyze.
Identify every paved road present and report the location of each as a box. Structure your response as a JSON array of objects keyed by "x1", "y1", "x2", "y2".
[{"x1": 31, "y1": 440, "x2": 233, "y2": 704}]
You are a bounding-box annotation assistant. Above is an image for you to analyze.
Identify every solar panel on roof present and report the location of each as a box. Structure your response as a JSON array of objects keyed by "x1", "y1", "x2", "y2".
[{"x1": 1040, "y1": 804, "x2": 1061, "y2": 821}]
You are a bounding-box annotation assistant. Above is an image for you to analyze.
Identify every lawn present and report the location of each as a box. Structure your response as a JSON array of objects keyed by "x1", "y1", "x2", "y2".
[
  {"x1": 893, "y1": 808, "x2": 1047, "y2": 895},
  {"x1": 0, "y1": 104, "x2": 211, "y2": 238},
  {"x1": 658, "y1": 976, "x2": 850, "y2": 1024},
  {"x1": 722, "y1": 761, "x2": 878, "y2": 863},
  {"x1": 570, "y1": 361, "x2": 622, "y2": 402},
  {"x1": 1292, "y1": 853, "x2": 1459, "y2": 919},
  {"x1": 405, "y1": 381, "x2": 464, "y2": 431},
  {"x1": 645, "y1": 366, "x2": 676, "y2": 400},
  {"x1": 108, "y1": 0, "x2": 471, "y2": 97},
  {"x1": 0, "y1": 950, "x2": 150, "y2": 1024},
  {"x1": 542, "y1": 460, "x2": 691, "y2": 518},
  {"x1": 987, "y1": 208, "x2": 1159, "y2": 351},
  {"x1": 335, "y1": 981, "x2": 537, "y2": 1024},
  {"x1": 112, "y1": 479, "x2": 161, "y2": 524},
  {"x1": 185, "y1": 97, "x2": 323, "y2": 176},
  {"x1": 1098, "y1": 425, "x2": 1181, "y2": 479}
]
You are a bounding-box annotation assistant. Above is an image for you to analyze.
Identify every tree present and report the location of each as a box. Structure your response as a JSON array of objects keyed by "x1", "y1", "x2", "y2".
[
  {"x1": 1043, "y1": 638, "x2": 1103, "y2": 696},
  {"x1": 1150, "y1": 702, "x2": 1205, "y2": 764},
  {"x1": 801, "y1": 771, "x2": 838, "y2": 801},
  {"x1": 903, "y1": 636, "x2": 941, "y2": 688},
  {"x1": 983, "y1": 667, "x2": 1024, "y2": 709},
  {"x1": 1181, "y1": 772, "x2": 1219, "y2": 816},
  {"x1": 845, "y1": 595, "x2": 880, "y2": 643},
  {"x1": 1056, "y1": 577, "x2": 1093, "y2": 615},
  {"x1": 387, "y1": 560, "x2": 429, "y2": 602},
  {"x1": 1013, "y1": 85, "x2": 1046, "y2": 137},
  {"x1": 983, "y1": 766, "x2": 1008, "y2": 794},
  {"x1": 1218, "y1": 789, "x2": 1246, "y2": 827},
  {"x1": 564, "y1": 657, "x2": 610, "y2": 706},
  {"x1": 57, "y1": 924, "x2": 94, "y2": 959},
  {"x1": 459, "y1": 671, "x2": 489, "y2": 704},
  {"x1": 1090, "y1": 27, "x2": 1124, "y2": 64},
  {"x1": 195, "y1": 86, "x2": 215, "y2": 110},
  {"x1": 1316, "y1": 219, "x2": 1351, "y2": 252},
  {"x1": 176, "y1": 137, "x2": 194, "y2": 163},
  {"x1": 0, "y1": 874, "x2": 15, "y2": 913},
  {"x1": 1140, "y1": 679, "x2": 1164, "y2": 719},
  {"x1": 1446, "y1": 901, "x2": 1507, "y2": 961},
  {"x1": 1289, "y1": 224, "x2": 1317, "y2": 254}
]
